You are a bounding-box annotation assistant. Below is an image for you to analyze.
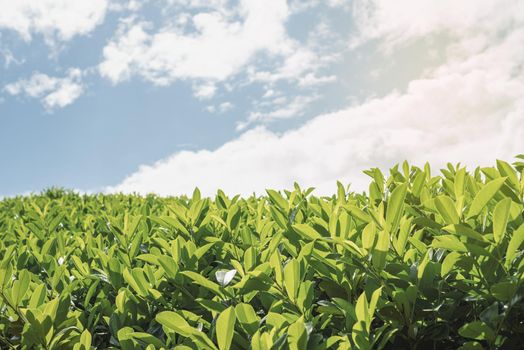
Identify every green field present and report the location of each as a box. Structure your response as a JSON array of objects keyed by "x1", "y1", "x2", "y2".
[{"x1": 1, "y1": 159, "x2": 524, "y2": 349}]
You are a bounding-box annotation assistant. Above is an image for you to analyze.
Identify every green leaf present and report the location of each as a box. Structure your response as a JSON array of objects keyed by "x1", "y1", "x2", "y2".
[
  {"x1": 385, "y1": 184, "x2": 407, "y2": 233},
  {"x1": 394, "y1": 217, "x2": 411, "y2": 256},
  {"x1": 117, "y1": 327, "x2": 138, "y2": 350},
  {"x1": 368, "y1": 287, "x2": 382, "y2": 319},
  {"x1": 458, "y1": 341, "x2": 483, "y2": 350},
  {"x1": 129, "y1": 332, "x2": 165, "y2": 348},
  {"x1": 292, "y1": 224, "x2": 323, "y2": 240},
  {"x1": 123, "y1": 268, "x2": 149, "y2": 297},
  {"x1": 372, "y1": 230, "x2": 389, "y2": 270},
  {"x1": 443, "y1": 224, "x2": 486, "y2": 242},
  {"x1": 431, "y1": 235, "x2": 468, "y2": 252},
  {"x1": 28, "y1": 283, "x2": 47, "y2": 309},
  {"x1": 345, "y1": 205, "x2": 371, "y2": 223},
  {"x1": 216, "y1": 306, "x2": 236, "y2": 350},
  {"x1": 362, "y1": 222, "x2": 377, "y2": 251},
  {"x1": 226, "y1": 204, "x2": 241, "y2": 231},
  {"x1": 80, "y1": 329, "x2": 92, "y2": 349},
  {"x1": 467, "y1": 177, "x2": 507, "y2": 218},
  {"x1": 181, "y1": 271, "x2": 223, "y2": 296},
  {"x1": 506, "y1": 223, "x2": 524, "y2": 268},
  {"x1": 493, "y1": 198, "x2": 512, "y2": 243},
  {"x1": 490, "y1": 281, "x2": 517, "y2": 301},
  {"x1": 355, "y1": 291, "x2": 369, "y2": 325},
  {"x1": 288, "y1": 319, "x2": 308, "y2": 350},
  {"x1": 434, "y1": 196, "x2": 460, "y2": 224},
  {"x1": 283, "y1": 259, "x2": 301, "y2": 301},
  {"x1": 270, "y1": 251, "x2": 284, "y2": 287},
  {"x1": 235, "y1": 303, "x2": 259, "y2": 336},
  {"x1": 157, "y1": 255, "x2": 179, "y2": 279},
  {"x1": 496, "y1": 160, "x2": 520, "y2": 190},
  {"x1": 12, "y1": 269, "x2": 30, "y2": 305},
  {"x1": 156, "y1": 311, "x2": 193, "y2": 337},
  {"x1": 266, "y1": 189, "x2": 289, "y2": 212},
  {"x1": 458, "y1": 321, "x2": 495, "y2": 342},
  {"x1": 441, "y1": 251, "x2": 461, "y2": 277}
]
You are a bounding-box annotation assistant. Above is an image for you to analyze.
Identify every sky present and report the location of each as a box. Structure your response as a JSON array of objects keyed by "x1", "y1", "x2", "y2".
[{"x1": 0, "y1": 0, "x2": 523, "y2": 197}]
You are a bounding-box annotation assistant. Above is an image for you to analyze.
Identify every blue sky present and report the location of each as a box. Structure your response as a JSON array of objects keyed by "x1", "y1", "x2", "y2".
[{"x1": 1, "y1": 0, "x2": 523, "y2": 196}]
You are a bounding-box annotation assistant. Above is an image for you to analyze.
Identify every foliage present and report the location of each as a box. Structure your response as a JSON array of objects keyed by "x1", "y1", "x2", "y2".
[{"x1": 1, "y1": 158, "x2": 524, "y2": 349}]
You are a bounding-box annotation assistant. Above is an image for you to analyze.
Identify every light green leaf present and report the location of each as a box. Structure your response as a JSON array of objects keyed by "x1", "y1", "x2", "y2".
[
  {"x1": 361, "y1": 222, "x2": 376, "y2": 251},
  {"x1": 288, "y1": 319, "x2": 308, "y2": 350},
  {"x1": 80, "y1": 329, "x2": 92, "y2": 349},
  {"x1": 493, "y1": 198, "x2": 511, "y2": 243},
  {"x1": 506, "y1": 223, "x2": 524, "y2": 268},
  {"x1": 266, "y1": 190, "x2": 289, "y2": 212},
  {"x1": 28, "y1": 283, "x2": 47, "y2": 309},
  {"x1": 496, "y1": 160, "x2": 519, "y2": 190},
  {"x1": 443, "y1": 224, "x2": 486, "y2": 242},
  {"x1": 385, "y1": 184, "x2": 407, "y2": 233},
  {"x1": 156, "y1": 311, "x2": 193, "y2": 337},
  {"x1": 157, "y1": 255, "x2": 179, "y2": 279},
  {"x1": 283, "y1": 259, "x2": 301, "y2": 301},
  {"x1": 345, "y1": 205, "x2": 371, "y2": 223},
  {"x1": 431, "y1": 235, "x2": 468, "y2": 252},
  {"x1": 11, "y1": 269, "x2": 30, "y2": 305},
  {"x1": 216, "y1": 306, "x2": 236, "y2": 350},
  {"x1": 292, "y1": 224, "x2": 323, "y2": 240},
  {"x1": 372, "y1": 230, "x2": 389, "y2": 270},
  {"x1": 235, "y1": 303, "x2": 259, "y2": 336},
  {"x1": 467, "y1": 178, "x2": 507, "y2": 218},
  {"x1": 434, "y1": 196, "x2": 460, "y2": 224},
  {"x1": 441, "y1": 251, "x2": 461, "y2": 277},
  {"x1": 181, "y1": 271, "x2": 223, "y2": 296}
]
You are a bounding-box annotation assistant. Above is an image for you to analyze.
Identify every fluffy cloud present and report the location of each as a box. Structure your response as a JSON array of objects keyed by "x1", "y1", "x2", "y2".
[
  {"x1": 110, "y1": 0, "x2": 524, "y2": 196},
  {"x1": 4, "y1": 69, "x2": 84, "y2": 110},
  {"x1": 207, "y1": 102, "x2": 234, "y2": 114},
  {"x1": 0, "y1": 0, "x2": 108, "y2": 42},
  {"x1": 99, "y1": 0, "x2": 335, "y2": 103},
  {"x1": 193, "y1": 82, "x2": 218, "y2": 100},
  {"x1": 99, "y1": 1, "x2": 290, "y2": 84},
  {"x1": 350, "y1": 0, "x2": 524, "y2": 49},
  {"x1": 239, "y1": 94, "x2": 320, "y2": 130},
  {"x1": 1, "y1": 48, "x2": 24, "y2": 69}
]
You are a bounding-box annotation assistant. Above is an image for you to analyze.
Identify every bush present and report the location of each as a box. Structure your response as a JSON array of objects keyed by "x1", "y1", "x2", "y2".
[{"x1": 1, "y1": 159, "x2": 524, "y2": 349}]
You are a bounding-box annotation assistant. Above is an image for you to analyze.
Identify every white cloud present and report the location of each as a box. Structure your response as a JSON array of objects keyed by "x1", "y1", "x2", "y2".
[
  {"x1": 99, "y1": 1, "x2": 337, "y2": 106},
  {"x1": 193, "y1": 82, "x2": 217, "y2": 100},
  {"x1": 218, "y1": 102, "x2": 234, "y2": 113},
  {"x1": 350, "y1": 0, "x2": 524, "y2": 50},
  {"x1": 289, "y1": 0, "x2": 350, "y2": 13},
  {"x1": 108, "y1": 0, "x2": 143, "y2": 12},
  {"x1": 206, "y1": 101, "x2": 234, "y2": 114},
  {"x1": 247, "y1": 47, "x2": 336, "y2": 85},
  {"x1": 327, "y1": 0, "x2": 349, "y2": 8},
  {"x1": 240, "y1": 94, "x2": 320, "y2": 130},
  {"x1": 99, "y1": 1, "x2": 294, "y2": 84},
  {"x1": 4, "y1": 69, "x2": 84, "y2": 110},
  {"x1": 1, "y1": 48, "x2": 25, "y2": 69},
  {"x1": 0, "y1": 0, "x2": 108, "y2": 43},
  {"x1": 109, "y1": 64, "x2": 524, "y2": 195},
  {"x1": 298, "y1": 73, "x2": 337, "y2": 87},
  {"x1": 110, "y1": 1, "x2": 524, "y2": 196}
]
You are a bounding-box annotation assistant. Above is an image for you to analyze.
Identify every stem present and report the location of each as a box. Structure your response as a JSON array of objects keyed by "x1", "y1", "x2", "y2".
[
  {"x1": 471, "y1": 256, "x2": 490, "y2": 293},
  {"x1": 0, "y1": 335, "x2": 15, "y2": 349},
  {"x1": 493, "y1": 271, "x2": 524, "y2": 347}
]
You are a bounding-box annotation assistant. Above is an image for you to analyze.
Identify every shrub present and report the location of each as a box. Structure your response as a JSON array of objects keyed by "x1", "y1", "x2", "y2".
[{"x1": 1, "y1": 158, "x2": 523, "y2": 349}]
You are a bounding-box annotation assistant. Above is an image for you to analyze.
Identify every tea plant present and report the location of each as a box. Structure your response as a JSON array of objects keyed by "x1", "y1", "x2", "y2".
[{"x1": 1, "y1": 158, "x2": 524, "y2": 349}]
